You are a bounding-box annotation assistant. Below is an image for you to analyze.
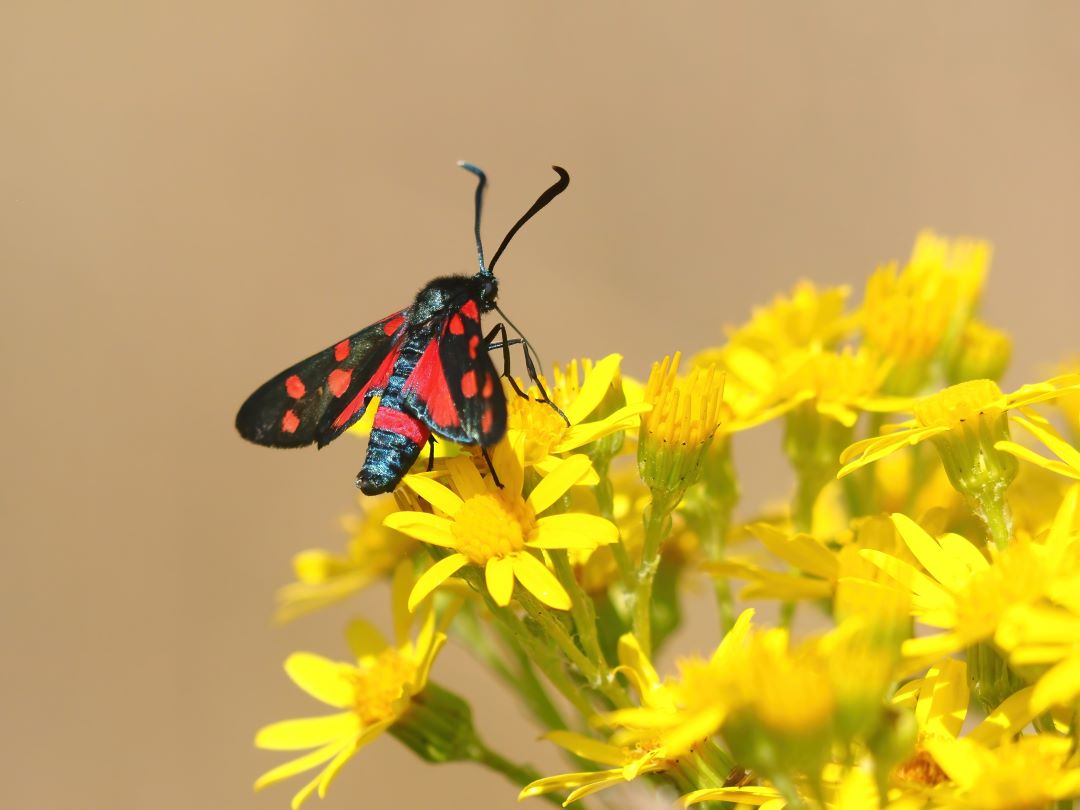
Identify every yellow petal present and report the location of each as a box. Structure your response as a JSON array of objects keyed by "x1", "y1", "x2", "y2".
[
  {"x1": 563, "y1": 353, "x2": 622, "y2": 424},
  {"x1": 859, "y1": 549, "x2": 953, "y2": 608},
  {"x1": 518, "y1": 770, "x2": 618, "y2": 801},
  {"x1": 344, "y1": 619, "x2": 388, "y2": 660},
  {"x1": 390, "y1": 560, "x2": 414, "y2": 646},
  {"x1": 283, "y1": 653, "x2": 354, "y2": 708},
  {"x1": 493, "y1": 431, "x2": 525, "y2": 496},
  {"x1": 402, "y1": 473, "x2": 464, "y2": 516},
  {"x1": 749, "y1": 523, "x2": 838, "y2": 580},
  {"x1": 316, "y1": 740, "x2": 363, "y2": 798},
  {"x1": 916, "y1": 659, "x2": 968, "y2": 739},
  {"x1": 891, "y1": 513, "x2": 976, "y2": 588},
  {"x1": 565, "y1": 772, "x2": 636, "y2": 804},
  {"x1": 383, "y1": 511, "x2": 455, "y2": 547},
  {"x1": 681, "y1": 786, "x2": 782, "y2": 807},
  {"x1": 485, "y1": 556, "x2": 515, "y2": 606},
  {"x1": 255, "y1": 712, "x2": 360, "y2": 751},
  {"x1": 969, "y1": 686, "x2": 1037, "y2": 745},
  {"x1": 1032, "y1": 654, "x2": 1080, "y2": 713},
  {"x1": 543, "y1": 730, "x2": 628, "y2": 766},
  {"x1": 837, "y1": 425, "x2": 946, "y2": 477},
  {"x1": 446, "y1": 455, "x2": 487, "y2": 499},
  {"x1": 532, "y1": 514, "x2": 618, "y2": 549},
  {"x1": 553, "y1": 404, "x2": 651, "y2": 453},
  {"x1": 996, "y1": 440, "x2": 1080, "y2": 480},
  {"x1": 534, "y1": 453, "x2": 600, "y2": 485},
  {"x1": 617, "y1": 633, "x2": 660, "y2": 689},
  {"x1": 527, "y1": 454, "x2": 594, "y2": 514},
  {"x1": 408, "y1": 554, "x2": 469, "y2": 612},
  {"x1": 512, "y1": 552, "x2": 571, "y2": 610},
  {"x1": 253, "y1": 741, "x2": 347, "y2": 791}
]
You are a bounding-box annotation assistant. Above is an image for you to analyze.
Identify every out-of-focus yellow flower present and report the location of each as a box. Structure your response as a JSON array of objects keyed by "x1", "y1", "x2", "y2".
[
  {"x1": 521, "y1": 622, "x2": 751, "y2": 805},
  {"x1": 254, "y1": 564, "x2": 447, "y2": 808},
  {"x1": 385, "y1": 435, "x2": 616, "y2": 611},
  {"x1": 724, "y1": 280, "x2": 854, "y2": 360},
  {"x1": 275, "y1": 494, "x2": 419, "y2": 622},
  {"x1": 638, "y1": 353, "x2": 725, "y2": 500},
  {"x1": 862, "y1": 230, "x2": 990, "y2": 394},
  {"x1": 945, "y1": 319, "x2": 1012, "y2": 385},
  {"x1": 506, "y1": 353, "x2": 649, "y2": 481},
  {"x1": 925, "y1": 735, "x2": 1080, "y2": 808},
  {"x1": 860, "y1": 502, "x2": 1080, "y2": 672}
]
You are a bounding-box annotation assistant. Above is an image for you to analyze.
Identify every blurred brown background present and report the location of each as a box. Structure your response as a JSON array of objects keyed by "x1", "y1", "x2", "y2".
[{"x1": 4, "y1": 2, "x2": 1080, "y2": 809}]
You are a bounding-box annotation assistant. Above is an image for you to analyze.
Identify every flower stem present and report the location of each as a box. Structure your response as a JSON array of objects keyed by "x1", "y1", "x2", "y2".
[
  {"x1": 550, "y1": 548, "x2": 607, "y2": 669},
  {"x1": 466, "y1": 740, "x2": 562, "y2": 806},
  {"x1": 631, "y1": 494, "x2": 675, "y2": 658}
]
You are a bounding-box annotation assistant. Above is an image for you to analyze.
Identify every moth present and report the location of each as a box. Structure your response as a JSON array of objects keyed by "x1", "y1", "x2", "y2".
[{"x1": 235, "y1": 163, "x2": 569, "y2": 494}]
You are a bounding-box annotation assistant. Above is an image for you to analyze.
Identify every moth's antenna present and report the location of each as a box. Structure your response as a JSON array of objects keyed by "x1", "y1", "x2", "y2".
[
  {"x1": 495, "y1": 304, "x2": 546, "y2": 377},
  {"x1": 487, "y1": 166, "x2": 570, "y2": 274},
  {"x1": 457, "y1": 161, "x2": 489, "y2": 275}
]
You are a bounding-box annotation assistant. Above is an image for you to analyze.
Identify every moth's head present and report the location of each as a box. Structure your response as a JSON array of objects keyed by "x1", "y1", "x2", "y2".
[{"x1": 475, "y1": 271, "x2": 499, "y2": 312}]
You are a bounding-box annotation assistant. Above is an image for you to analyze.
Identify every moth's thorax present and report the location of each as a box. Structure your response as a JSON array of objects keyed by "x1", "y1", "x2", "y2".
[{"x1": 410, "y1": 273, "x2": 497, "y2": 323}]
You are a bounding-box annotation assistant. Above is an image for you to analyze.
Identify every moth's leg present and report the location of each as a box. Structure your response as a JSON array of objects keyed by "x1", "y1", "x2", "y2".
[
  {"x1": 481, "y1": 447, "x2": 504, "y2": 489},
  {"x1": 426, "y1": 436, "x2": 437, "y2": 472},
  {"x1": 484, "y1": 323, "x2": 529, "y2": 400},
  {"x1": 519, "y1": 341, "x2": 570, "y2": 426}
]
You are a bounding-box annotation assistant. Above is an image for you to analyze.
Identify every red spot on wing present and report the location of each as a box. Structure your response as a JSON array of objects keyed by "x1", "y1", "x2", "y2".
[
  {"x1": 449, "y1": 314, "x2": 465, "y2": 335},
  {"x1": 468, "y1": 335, "x2": 480, "y2": 359},
  {"x1": 460, "y1": 300, "x2": 480, "y2": 321},
  {"x1": 285, "y1": 375, "x2": 306, "y2": 399},
  {"x1": 331, "y1": 348, "x2": 400, "y2": 429},
  {"x1": 404, "y1": 341, "x2": 460, "y2": 430},
  {"x1": 481, "y1": 407, "x2": 493, "y2": 435},
  {"x1": 482, "y1": 375, "x2": 494, "y2": 397},
  {"x1": 383, "y1": 314, "x2": 405, "y2": 336},
  {"x1": 334, "y1": 340, "x2": 350, "y2": 361},
  {"x1": 460, "y1": 370, "x2": 478, "y2": 398},
  {"x1": 328, "y1": 368, "x2": 352, "y2": 397},
  {"x1": 373, "y1": 405, "x2": 430, "y2": 445},
  {"x1": 282, "y1": 410, "x2": 300, "y2": 434}
]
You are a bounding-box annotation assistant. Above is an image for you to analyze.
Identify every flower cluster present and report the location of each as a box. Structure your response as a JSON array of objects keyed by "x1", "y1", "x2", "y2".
[{"x1": 253, "y1": 234, "x2": 1080, "y2": 809}]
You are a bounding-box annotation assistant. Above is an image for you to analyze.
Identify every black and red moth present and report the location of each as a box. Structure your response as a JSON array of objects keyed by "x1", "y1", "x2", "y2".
[{"x1": 236, "y1": 163, "x2": 569, "y2": 494}]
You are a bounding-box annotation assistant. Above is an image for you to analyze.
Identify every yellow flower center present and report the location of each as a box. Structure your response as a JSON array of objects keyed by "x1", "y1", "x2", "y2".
[
  {"x1": 894, "y1": 749, "x2": 949, "y2": 786},
  {"x1": 913, "y1": 379, "x2": 1004, "y2": 428},
  {"x1": 351, "y1": 648, "x2": 417, "y2": 726},
  {"x1": 642, "y1": 354, "x2": 724, "y2": 448},
  {"x1": 451, "y1": 491, "x2": 536, "y2": 565}
]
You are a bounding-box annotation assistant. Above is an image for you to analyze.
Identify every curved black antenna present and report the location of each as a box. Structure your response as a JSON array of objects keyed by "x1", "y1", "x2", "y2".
[
  {"x1": 457, "y1": 161, "x2": 489, "y2": 275},
  {"x1": 487, "y1": 166, "x2": 570, "y2": 274}
]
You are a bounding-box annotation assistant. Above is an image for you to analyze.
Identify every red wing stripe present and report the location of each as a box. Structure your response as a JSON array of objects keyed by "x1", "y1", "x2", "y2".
[
  {"x1": 331, "y1": 348, "x2": 400, "y2": 428},
  {"x1": 460, "y1": 300, "x2": 479, "y2": 321},
  {"x1": 404, "y1": 341, "x2": 460, "y2": 429}
]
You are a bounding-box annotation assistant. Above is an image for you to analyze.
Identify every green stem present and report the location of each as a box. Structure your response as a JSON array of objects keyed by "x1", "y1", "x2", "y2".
[
  {"x1": 550, "y1": 549, "x2": 607, "y2": 669},
  {"x1": 631, "y1": 496, "x2": 675, "y2": 658},
  {"x1": 518, "y1": 589, "x2": 630, "y2": 708},
  {"x1": 974, "y1": 486, "x2": 1012, "y2": 551},
  {"x1": 781, "y1": 470, "x2": 826, "y2": 630},
  {"x1": 467, "y1": 740, "x2": 562, "y2": 806}
]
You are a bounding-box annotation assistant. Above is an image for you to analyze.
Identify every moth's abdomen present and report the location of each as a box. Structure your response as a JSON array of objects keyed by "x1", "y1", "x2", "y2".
[{"x1": 356, "y1": 406, "x2": 431, "y2": 495}]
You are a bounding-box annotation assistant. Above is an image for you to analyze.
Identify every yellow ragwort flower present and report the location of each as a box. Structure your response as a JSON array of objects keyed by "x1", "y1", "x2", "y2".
[
  {"x1": 839, "y1": 377, "x2": 1080, "y2": 538},
  {"x1": 254, "y1": 564, "x2": 446, "y2": 808},
  {"x1": 638, "y1": 352, "x2": 725, "y2": 498},
  {"x1": 723, "y1": 280, "x2": 853, "y2": 360},
  {"x1": 274, "y1": 494, "x2": 419, "y2": 622},
  {"x1": 385, "y1": 434, "x2": 617, "y2": 611},
  {"x1": 861, "y1": 230, "x2": 990, "y2": 394},
  {"x1": 522, "y1": 615, "x2": 754, "y2": 806},
  {"x1": 506, "y1": 353, "x2": 650, "y2": 480}
]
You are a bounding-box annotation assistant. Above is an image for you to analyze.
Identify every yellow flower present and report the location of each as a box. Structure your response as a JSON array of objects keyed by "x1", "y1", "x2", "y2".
[
  {"x1": 859, "y1": 503, "x2": 1080, "y2": 672},
  {"x1": 861, "y1": 230, "x2": 990, "y2": 394},
  {"x1": 945, "y1": 319, "x2": 1012, "y2": 385},
  {"x1": 274, "y1": 494, "x2": 419, "y2": 622},
  {"x1": 925, "y1": 735, "x2": 1080, "y2": 808},
  {"x1": 384, "y1": 434, "x2": 617, "y2": 611},
  {"x1": 839, "y1": 376, "x2": 1080, "y2": 480},
  {"x1": 724, "y1": 280, "x2": 853, "y2": 360},
  {"x1": 254, "y1": 564, "x2": 447, "y2": 808},
  {"x1": 506, "y1": 353, "x2": 650, "y2": 479},
  {"x1": 522, "y1": 619, "x2": 752, "y2": 806},
  {"x1": 638, "y1": 352, "x2": 725, "y2": 499}
]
